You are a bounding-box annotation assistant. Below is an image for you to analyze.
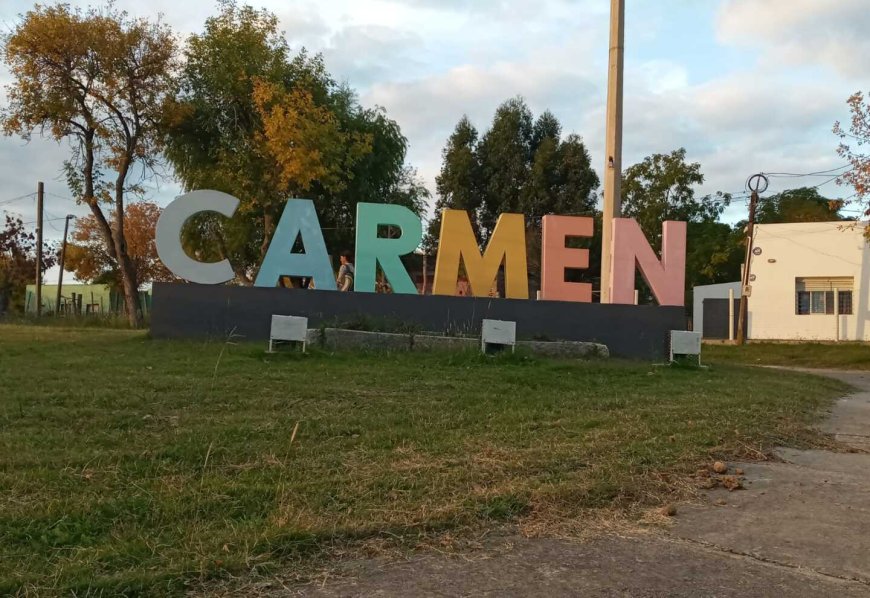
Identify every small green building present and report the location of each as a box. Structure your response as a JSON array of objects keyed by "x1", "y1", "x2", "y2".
[{"x1": 24, "y1": 284, "x2": 151, "y2": 315}]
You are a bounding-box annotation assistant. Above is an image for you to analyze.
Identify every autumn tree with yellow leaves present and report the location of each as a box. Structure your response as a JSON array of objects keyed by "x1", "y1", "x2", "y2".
[
  {"x1": 252, "y1": 80, "x2": 372, "y2": 198},
  {"x1": 164, "y1": 2, "x2": 427, "y2": 283},
  {"x1": 1, "y1": 4, "x2": 177, "y2": 326}
]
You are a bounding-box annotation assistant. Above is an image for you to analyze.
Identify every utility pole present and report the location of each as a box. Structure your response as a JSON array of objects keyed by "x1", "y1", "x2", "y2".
[
  {"x1": 735, "y1": 174, "x2": 768, "y2": 345},
  {"x1": 55, "y1": 215, "x2": 75, "y2": 315},
  {"x1": 600, "y1": 0, "x2": 625, "y2": 304},
  {"x1": 35, "y1": 182, "x2": 44, "y2": 317}
]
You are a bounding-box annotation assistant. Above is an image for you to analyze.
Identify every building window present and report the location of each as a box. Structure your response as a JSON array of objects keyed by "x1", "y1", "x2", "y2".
[
  {"x1": 796, "y1": 291, "x2": 810, "y2": 315},
  {"x1": 839, "y1": 291, "x2": 854, "y2": 315},
  {"x1": 795, "y1": 277, "x2": 854, "y2": 315}
]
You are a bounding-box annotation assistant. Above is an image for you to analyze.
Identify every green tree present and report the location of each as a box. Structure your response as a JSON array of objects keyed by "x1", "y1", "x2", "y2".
[
  {"x1": 756, "y1": 187, "x2": 846, "y2": 223},
  {"x1": 323, "y1": 96, "x2": 428, "y2": 254},
  {"x1": 425, "y1": 116, "x2": 482, "y2": 250},
  {"x1": 0, "y1": 216, "x2": 56, "y2": 314},
  {"x1": 622, "y1": 149, "x2": 738, "y2": 302},
  {"x1": 477, "y1": 98, "x2": 534, "y2": 239},
  {"x1": 524, "y1": 123, "x2": 560, "y2": 225},
  {"x1": 430, "y1": 99, "x2": 599, "y2": 293},
  {"x1": 164, "y1": 2, "x2": 425, "y2": 281},
  {"x1": 531, "y1": 110, "x2": 561, "y2": 153},
  {"x1": 622, "y1": 149, "x2": 727, "y2": 244},
  {"x1": 685, "y1": 221, "x2": 744, "y2": 289},
  {"x1": 433, "y1": 99, "x2": 598, "y2": 239},
  {"x1": 555, "y1": 135, "x2": 598, "y2": 216},
  {"x1": 2, "y1": 4, "x2": 177, "y2": 326}
]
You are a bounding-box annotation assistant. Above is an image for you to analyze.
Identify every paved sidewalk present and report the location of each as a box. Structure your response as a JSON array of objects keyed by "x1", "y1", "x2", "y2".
[{"x1": 276, "y1": 370, "x2": 870, "y2": 597}]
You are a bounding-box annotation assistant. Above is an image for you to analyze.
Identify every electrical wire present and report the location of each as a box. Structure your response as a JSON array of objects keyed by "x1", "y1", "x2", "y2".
[
  {"x1": 763, "y1": 164, "x2": 851, "y2": 178},
  {"x1": 47, "y1": 219, "x2": 65, "y2": 232},
  {"x1": 45, "y1": 191, "x2": 78, "y2": 204},
  {"x1": 804, "y1": 173, "x2": 848, "y2": 191},
  {"x1": 20, "y1": 215, "x2": 69, "y2": 227},
  {"x1": 0, "y1": 192, "x2": 36, "y2": 206}
]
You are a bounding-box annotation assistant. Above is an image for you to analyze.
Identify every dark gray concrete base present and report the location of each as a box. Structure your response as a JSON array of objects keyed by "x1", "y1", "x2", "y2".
[{"x1": 150, "y1": 283, "x2": 686, "y2": 360}]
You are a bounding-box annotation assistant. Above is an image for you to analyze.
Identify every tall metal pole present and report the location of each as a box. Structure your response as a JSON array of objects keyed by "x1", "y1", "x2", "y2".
[
  {"x1": 600, "y1": 0, "x2": 625, "y2": 304},
  {"x1": 735, "y1": 192, "x2": 756, "y2": 346},
  {"x1": 735, "y1": 174, "x2": 768, "y2": 345},
  {"x1": 55, "y1": 215, "x2": 74, "y2": 315},
  {"x1": 35, "y1": 182, "x2": 44, "y2": 317}
]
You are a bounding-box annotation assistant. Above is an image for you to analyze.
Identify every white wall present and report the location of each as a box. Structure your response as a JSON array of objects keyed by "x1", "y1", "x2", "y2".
[
  {"x1": 748, "y1": 222, "x2": 870, "y2": 341},
  {"x1": 693, "y1": 281, "x2": 742, "y2": 337}
]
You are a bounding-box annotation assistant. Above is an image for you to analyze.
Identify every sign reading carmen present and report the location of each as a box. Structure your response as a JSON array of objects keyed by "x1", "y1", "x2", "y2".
[{"x1": 156, "y1": 190, "x2": 687, "y2": 307}]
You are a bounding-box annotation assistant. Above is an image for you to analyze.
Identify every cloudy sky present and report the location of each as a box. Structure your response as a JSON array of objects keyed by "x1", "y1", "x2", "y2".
[{"x1": 1, "y1": 0, "x2": 868, "y2": 245}]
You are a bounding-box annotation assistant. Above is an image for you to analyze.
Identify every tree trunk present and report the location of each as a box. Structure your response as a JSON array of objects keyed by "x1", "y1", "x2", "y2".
[
  {"x1": 259, "y1": 210, "x2": 275, "y2": 260},
  {"x1": 216, "y1": 231, "x2": 252, "y2": 285},
  {"x1": 83, "y1": 132, "x2": 118, "y2": 260},
  {"x1": 115, "y1": 244, "x2": 142, "y2": 326},
  {"x1": 251, "y1": 209, "x2": 276, "y2": 284},
  {"x1": 114, "y1": 163, "x2": 142, "y2": 327}
]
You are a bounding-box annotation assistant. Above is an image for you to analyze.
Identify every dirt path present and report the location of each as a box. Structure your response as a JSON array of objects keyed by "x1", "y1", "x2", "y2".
[{"x1": 254, "y1": 370, "x2": 870, "y2": 597}]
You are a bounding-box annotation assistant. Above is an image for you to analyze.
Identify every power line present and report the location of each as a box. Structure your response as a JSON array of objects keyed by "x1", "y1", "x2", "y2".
[
  {"x1": 745, "y1": 172, "x2": 854, "y2": 201},
  {"x1": 21, "y1": 215, "x2": 69, "y2": 227},
  {"x1": 805, "y1": 173, "x2": 847, "y2": 191},
  {"x1": 45, "y1": 191, "x2": 78, "y2": 204},
  {"x1": 763, "y1": 164, "x2": 851, "y2": 178},
  {"x1": 0, "y1": 192, "x2": 36, "y2": 206}
]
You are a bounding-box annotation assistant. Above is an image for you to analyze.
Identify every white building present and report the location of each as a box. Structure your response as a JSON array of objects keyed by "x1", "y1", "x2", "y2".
[{"x1": 747, "y1": 221, "x2": 870, "y2": 341}]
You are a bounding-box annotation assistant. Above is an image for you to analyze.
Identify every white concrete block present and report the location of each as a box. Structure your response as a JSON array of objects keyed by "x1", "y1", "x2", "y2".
[
  {"x1": 269, "y1": 315, "x2": 309, "y2": 352},
  {"x1": 670, "y1": 331, "x2": 702, "y2": 362},
  {"x1": 482, "y1": 319, "x2": 516, "y2": 353}
]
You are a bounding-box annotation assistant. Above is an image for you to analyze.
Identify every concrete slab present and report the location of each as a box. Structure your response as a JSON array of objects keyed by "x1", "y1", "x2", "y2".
[
  {"x1": 672, "y1": 457, "x2": 870, "y2": 583},
  {"x1": 671, "y1": 369, "x2": 870, "y2": 585},
  {"x1": 264, "y1": 535, "x2": 870, "y2": 597}
]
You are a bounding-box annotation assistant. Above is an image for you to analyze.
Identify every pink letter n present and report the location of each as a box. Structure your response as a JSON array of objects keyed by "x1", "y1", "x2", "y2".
[{"x1": 609, "y1": 219, "x2": 686, "y2": 307}]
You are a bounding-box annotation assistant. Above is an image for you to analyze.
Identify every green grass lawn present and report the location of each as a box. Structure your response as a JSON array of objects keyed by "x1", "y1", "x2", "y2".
[
  {"x1": 0, "y1": 325, "x2": 849, "y2": 594},
  {"x1": 705, "y1": 342, "x2": 870, "y2": 370}
]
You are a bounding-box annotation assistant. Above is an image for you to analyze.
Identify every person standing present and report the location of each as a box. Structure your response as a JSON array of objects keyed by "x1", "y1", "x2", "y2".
[{"x1": 337, "y1": 251, "x2": 355, "y2": 291}]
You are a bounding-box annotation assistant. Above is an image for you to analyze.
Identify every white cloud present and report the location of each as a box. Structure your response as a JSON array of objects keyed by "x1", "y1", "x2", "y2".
[
  {"x1": 636, "y1": 61, "x2": 689, "y2": 95},
  {"x1": 0, "y1": 137, "x2": 91, "y2": 242},
  {"x1": 364, "y1": 53, "x2": 603, "y2": 195},
  {"x1": 718, "y1": 0, "x2": 870, "y2": 78},
  {"x1": 0, "y1": 0, "x2": 862, "y2": 234},
  {"x1": 323, "y1": 25, "x2": 423, "y2": 86}
]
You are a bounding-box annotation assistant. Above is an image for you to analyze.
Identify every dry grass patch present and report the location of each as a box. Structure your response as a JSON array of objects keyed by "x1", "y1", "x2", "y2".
[{"x1": 0, "y1": 324, "x2": 849, "y2": 594}]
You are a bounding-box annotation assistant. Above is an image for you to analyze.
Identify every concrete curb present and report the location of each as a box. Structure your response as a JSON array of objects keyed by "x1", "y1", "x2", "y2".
[{"x1": 305, "y1": 328, "x2": 609, "y2": 358}]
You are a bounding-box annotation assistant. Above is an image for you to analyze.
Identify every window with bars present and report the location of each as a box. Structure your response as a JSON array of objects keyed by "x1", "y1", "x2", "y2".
[{"x1": 795, "y1": 277, "x2": 854, "y2": 315}]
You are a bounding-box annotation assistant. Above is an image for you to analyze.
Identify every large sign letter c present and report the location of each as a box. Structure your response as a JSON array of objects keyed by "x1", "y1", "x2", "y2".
[{"x1": 155, "y1": 190, "x2": 239, "y2": 285}]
